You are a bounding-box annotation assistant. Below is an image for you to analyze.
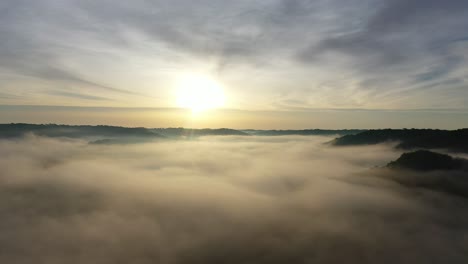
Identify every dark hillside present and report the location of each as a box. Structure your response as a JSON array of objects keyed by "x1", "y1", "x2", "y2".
[{"x1": 333, "y1": 129, "x2": 468, "y2": 153}]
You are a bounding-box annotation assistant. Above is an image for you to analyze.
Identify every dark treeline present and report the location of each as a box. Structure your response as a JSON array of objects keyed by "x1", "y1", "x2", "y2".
[
  {"x1": 387, "y1": 150, "x2": 466, "y2": 171},
  {"x1": 382, "y1": 150, "x2": 468, "y2": 198},
  {"x1": 153, "y1": 127, "x2": 248, "y2": 137},
  {"x1": 0, "y1": 123, "x2": 162, "y2": 139},
  {"x1": 243, "y1": 129, "x2": 364, "y2": 136},
  {"x1": 3, "y1": 125, "x2": 468, "y2": 153},
  {"x1": 0, "y1": 124, "x2": 364, "y2": 140},
  {"x1": 333, "y1": 129, "x2": 468, "y2": 153}
]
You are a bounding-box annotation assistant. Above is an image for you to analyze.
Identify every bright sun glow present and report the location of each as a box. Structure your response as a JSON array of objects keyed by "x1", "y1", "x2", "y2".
[{"x1": 175, "y1": 74, "x2": 225, "y2": 113}]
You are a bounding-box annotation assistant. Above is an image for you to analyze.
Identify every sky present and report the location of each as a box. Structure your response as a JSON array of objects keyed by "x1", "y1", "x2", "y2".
[{"x1": 1, "y1": 0, "x2": 468, "y2": 128}]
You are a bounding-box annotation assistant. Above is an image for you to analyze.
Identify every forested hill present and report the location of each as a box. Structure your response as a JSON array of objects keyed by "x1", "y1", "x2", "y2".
[
  {"x1": 0, "y1": 124, "x2": 364, "y2": 140},
  {"x1": 332, "y1": 129, "x2": 468, "y2": 153},
  {"x1": 0, "y1": 123, "x2": 162, "y2": 139},
  {"x1": 0, "y1": 124, "x2": 252, "y2": 139},
  {"x1": 387, "y1": 150, "x2": 466, "y2": 171},
  {"x1": 243, "y1": 129, "x2": 364, "y2": 136},
  {"x1": 382, "y1": 150, "x2": 468, "y2": 198}
]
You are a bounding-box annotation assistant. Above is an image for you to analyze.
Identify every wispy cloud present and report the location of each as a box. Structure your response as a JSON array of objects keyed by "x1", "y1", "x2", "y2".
[
  {"x1": 46, "y1": 90, "x2": 111, "y2": 101},
  {"x1": 0, "y1": 0, "x2": 467, "y2": 109}
]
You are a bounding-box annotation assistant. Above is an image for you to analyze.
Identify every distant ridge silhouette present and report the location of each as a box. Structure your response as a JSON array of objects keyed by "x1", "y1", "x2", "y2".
[{"x1": 333, "y1": 129, "x2": 468, "y2": 153}]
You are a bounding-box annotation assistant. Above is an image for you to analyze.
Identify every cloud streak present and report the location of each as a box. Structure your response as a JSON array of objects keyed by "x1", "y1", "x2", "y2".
[{"x1": 1, "y1": 0, "x2": 467, "y2": 109}]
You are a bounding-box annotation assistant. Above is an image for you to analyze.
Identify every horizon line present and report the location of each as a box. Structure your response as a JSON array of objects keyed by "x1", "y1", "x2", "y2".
[{"x1": 1, "y1": 123, "x2": 466, "y2": 131}]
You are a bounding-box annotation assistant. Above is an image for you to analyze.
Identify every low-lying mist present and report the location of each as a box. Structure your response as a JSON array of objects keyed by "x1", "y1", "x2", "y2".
[{"x1": 1, "y1": 135, "x2": 467, "y2": 263}]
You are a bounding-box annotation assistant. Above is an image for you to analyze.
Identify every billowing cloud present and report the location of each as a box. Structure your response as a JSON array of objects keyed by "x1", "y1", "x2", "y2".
[{"x1": 1, "y1": 135, "x2": 468, "y2": 263}]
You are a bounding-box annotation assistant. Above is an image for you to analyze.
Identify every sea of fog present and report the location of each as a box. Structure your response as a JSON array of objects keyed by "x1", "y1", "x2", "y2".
[{"x1": 1, "y1": 135, "x2": 467, "y2": 263}]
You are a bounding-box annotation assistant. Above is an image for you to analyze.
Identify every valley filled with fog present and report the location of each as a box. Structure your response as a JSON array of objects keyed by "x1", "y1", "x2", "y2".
[{"x1": 1, "y1": 134, "x2": 467, "y2": 263}]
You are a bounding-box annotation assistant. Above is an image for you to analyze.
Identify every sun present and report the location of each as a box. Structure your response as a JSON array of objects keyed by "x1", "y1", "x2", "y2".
[{"x1": 175, "y1": 74, "x2": 225, "y2": 113}]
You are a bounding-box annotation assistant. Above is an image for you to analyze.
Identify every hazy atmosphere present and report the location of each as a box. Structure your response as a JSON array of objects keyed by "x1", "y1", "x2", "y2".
[{"x1": 1, "y1": 1, "x2": 468, "y2": 263}]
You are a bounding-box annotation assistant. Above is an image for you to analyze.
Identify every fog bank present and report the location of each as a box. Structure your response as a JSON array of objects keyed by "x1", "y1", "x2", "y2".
[{"x1": 1, "y1": 135, "x2": 467, "y2": 263}]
